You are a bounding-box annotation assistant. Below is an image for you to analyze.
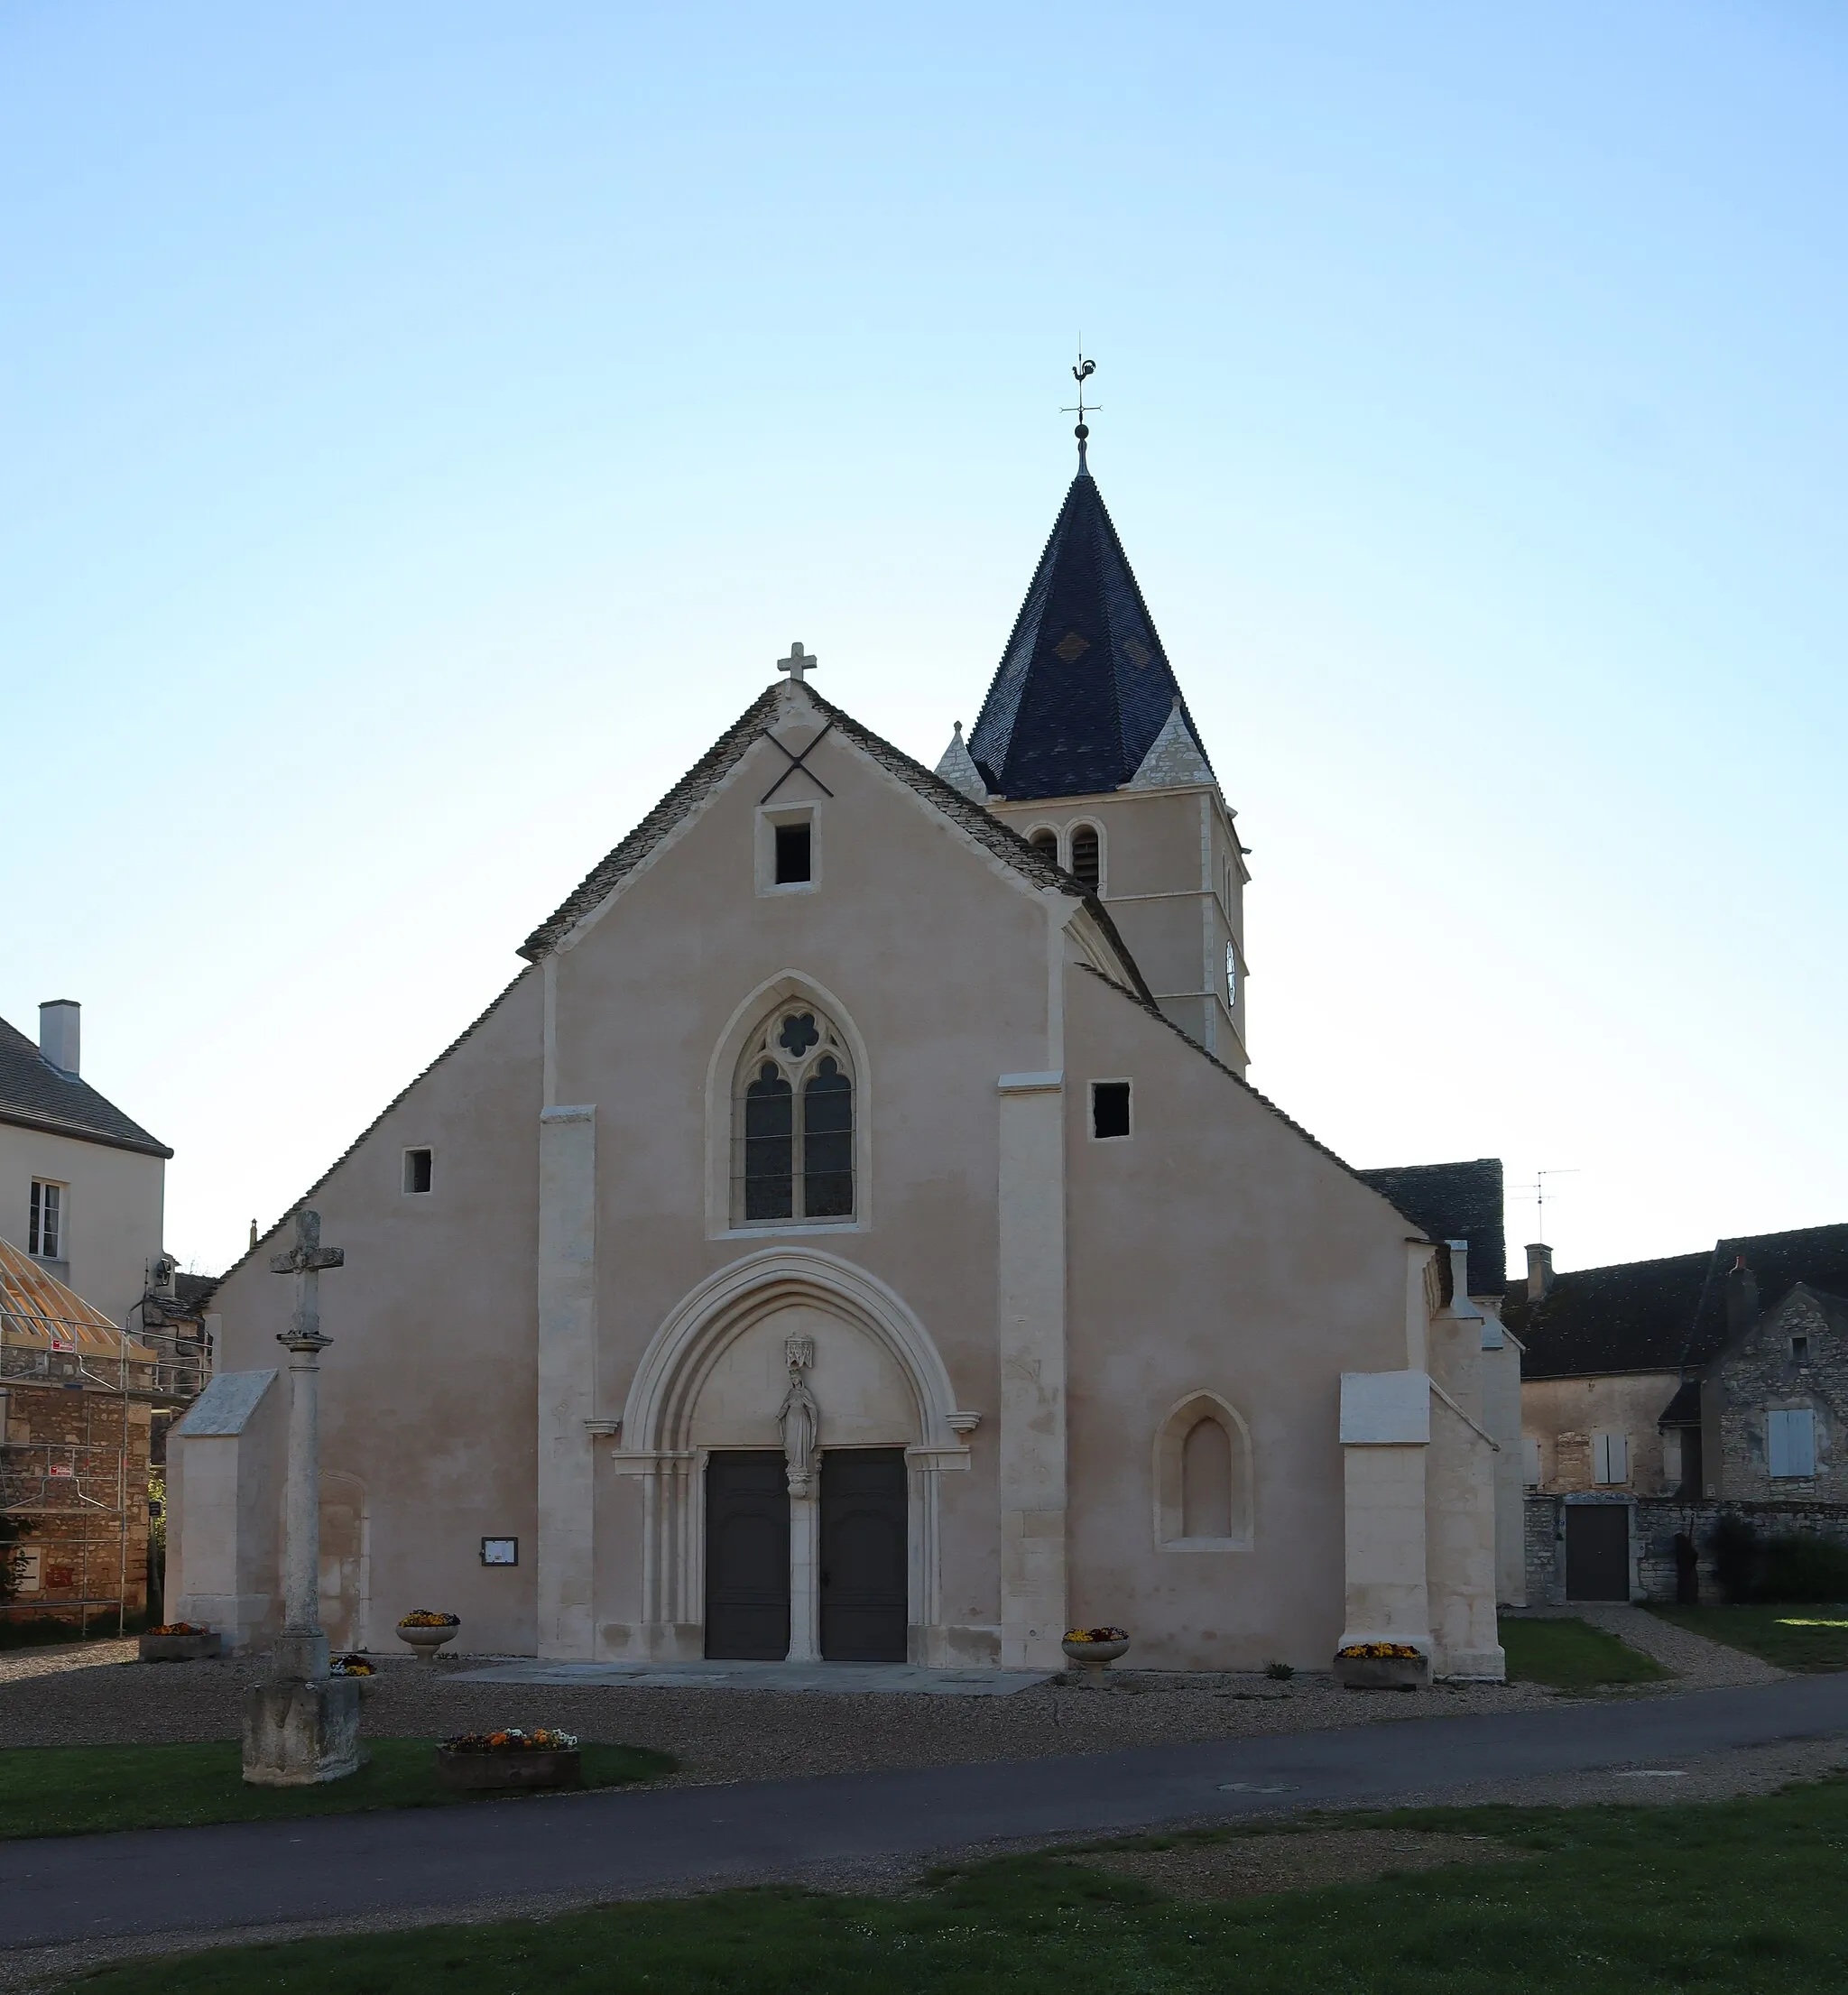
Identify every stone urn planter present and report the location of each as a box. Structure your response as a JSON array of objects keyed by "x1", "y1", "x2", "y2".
[
  {"x1": 139, "y1": 1626, "x2": 222, "y2": 1664},
  {"x1": 435, "y1": 1731, "x2": 582, "y2": 1793},
  {"x1": 396, "y1": 1614, "x2": 460, "y2": 1663},
  {"x1": 1061, "y1": 1627, "x2": 1130, "y2": 1686},
  {"x1": 329, "y1": 1655, "x2": 377, "y2": 1694},
  {"x1": 1334, "y1": 1645, "x2": 1430, "y2": 1692}
]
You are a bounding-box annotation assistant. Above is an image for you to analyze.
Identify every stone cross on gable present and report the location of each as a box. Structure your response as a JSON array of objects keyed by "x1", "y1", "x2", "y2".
[
  {"x1": 271, "y1": 1209, "x2": 344, "y2": 1351},
  {"x1": 777, "y1": 642, "x2": 818, "y2": 685}
]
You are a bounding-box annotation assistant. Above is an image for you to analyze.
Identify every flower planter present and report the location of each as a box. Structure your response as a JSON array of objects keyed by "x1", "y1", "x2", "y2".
[
  {"x1": 1334, "y1": 1652, "x2": 1430, "y2": 1692},
  {"x1": 397, "y1": 1623, "x2": 458, "y2": 1663},
  {"x1": 1061, "y1": 1635, "x2": 1129, "y2": 1685},
  {"x1": 434, "y1": 1747, "x2": 582, "y2": 1792},
  {"x1": 138, "y1": 1630, "x2": 222, "y2": 1663}
]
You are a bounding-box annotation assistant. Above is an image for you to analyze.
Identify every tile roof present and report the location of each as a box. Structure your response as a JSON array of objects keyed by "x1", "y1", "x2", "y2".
[
  {"x1": 172, "y1": 1272, "x2": 218, "y2": 1311},
  {"x1": 1687, "y1": 1225, "x2": 1848, "y2": 1363},
  {"x1": 1502, "y1": 1224, "x2": 1848, "y2": 1381},
  {"x1": 1502, "y1": 1251, "x2": 1712, "y2": 1378},
  {"x1": 518, "y1": 683, "x2": 1151, "y2": 998},
  {"x1": 966, "y1": 471, "x2": 1214, "y2": 802},
  {"x1": 1354, "y1": 1159, "x2": 1506, "y2": 1298},
  {"x1": 0, "y1": 1013, "x2": 171, "y2": 1159}
]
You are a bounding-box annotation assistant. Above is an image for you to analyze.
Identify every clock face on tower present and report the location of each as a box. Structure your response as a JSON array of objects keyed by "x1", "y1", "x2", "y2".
[{"x1": 1225, "y1": 942, "x2": 1238, "y2": 1010}]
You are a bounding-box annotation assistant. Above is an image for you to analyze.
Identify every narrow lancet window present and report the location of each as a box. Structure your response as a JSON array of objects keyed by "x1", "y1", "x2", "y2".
[
  {"x1": 744, "y1": 1063, "x2": 794, "y2": 1220},
  {"x1": 802, "y1": 1058, "x2": 854, "y2": 1216}
]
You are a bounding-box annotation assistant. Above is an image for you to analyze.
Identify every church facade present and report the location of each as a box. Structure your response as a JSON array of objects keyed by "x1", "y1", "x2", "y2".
[{"x1": 171, "y1": 457, "x2": 1511, "y2": 1678}]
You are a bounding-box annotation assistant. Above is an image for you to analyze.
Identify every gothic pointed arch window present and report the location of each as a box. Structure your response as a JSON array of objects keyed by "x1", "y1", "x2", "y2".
[{"x1": 733, "y1": 1007, "x2": 856, "y2": 1224}]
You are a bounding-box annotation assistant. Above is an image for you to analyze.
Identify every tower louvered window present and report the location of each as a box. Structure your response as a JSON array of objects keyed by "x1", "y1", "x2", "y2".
[
  {"x1": 734, "y1": 1010, "x2": 855, "y2": 1224},
  {"x1": 1069, "y1": 824, "x2": 1101, "y2": 888}
]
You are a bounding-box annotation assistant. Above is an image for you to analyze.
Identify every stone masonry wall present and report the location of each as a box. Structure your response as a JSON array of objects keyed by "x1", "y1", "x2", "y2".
[
  {"x1": 1524, "y1": 1492, "x2": 1848, "y2": 1606},
  {"x1": 1713, "y1": 1288, "x2": 1848, "y2": 1502},
  {"x1": 0, "y1": 1381, "x2": 151, "y2": 1617}
]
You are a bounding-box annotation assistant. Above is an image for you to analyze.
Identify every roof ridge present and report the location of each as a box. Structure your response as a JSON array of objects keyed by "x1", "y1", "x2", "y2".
[
  {"x1": 208, "y1": 968, "x2": 536, "y2": 1295},
  {"x1": 517, "y1": 679, "x2": 1153, "y2": 997},
  {"x1": 1073, "y1": 962, "x2": 1388, "y2": 1194}
]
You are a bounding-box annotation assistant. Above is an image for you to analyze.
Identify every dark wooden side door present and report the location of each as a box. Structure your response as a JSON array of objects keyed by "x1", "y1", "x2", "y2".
[
  {"x1": 819, "y1": 1448, "x2": 908, "y2": 1662},
  {"x1": 704, "y1": 1452, "x2": 790, "y2": 1659},
  {"x1": 1565, "y1": 1502, "x2": 1631, "y2": 1602}
]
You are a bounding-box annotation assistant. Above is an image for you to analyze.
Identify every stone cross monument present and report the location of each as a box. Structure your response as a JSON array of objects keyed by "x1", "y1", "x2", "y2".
[{"x1": 242, "y1": 1208, "x2": 363, "y2": 1787}]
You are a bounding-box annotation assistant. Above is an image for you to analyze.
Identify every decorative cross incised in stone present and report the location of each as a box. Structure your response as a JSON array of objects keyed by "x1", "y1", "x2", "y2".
[
  {"x1": 776, "y1": 642, "x2": 818, "y2": 685},
  {"x1": 269, "y1": 1209, "x2": 345, "y2": 1682}
]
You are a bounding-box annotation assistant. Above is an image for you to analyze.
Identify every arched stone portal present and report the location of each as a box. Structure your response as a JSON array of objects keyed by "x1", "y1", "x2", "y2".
[{"x1": 611, "y1": 1250, "x2": 973, "y2": 1664}]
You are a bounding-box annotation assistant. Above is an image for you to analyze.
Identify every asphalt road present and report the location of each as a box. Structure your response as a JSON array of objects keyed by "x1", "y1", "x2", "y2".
[{"x1": 5, "y1": 1674, "x2": 1843, "y2": 1953}]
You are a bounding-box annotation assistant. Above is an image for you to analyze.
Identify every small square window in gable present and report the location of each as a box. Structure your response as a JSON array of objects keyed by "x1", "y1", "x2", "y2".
[
  {"x1": 403, "y1": 1148, "x2": 433, "y2": 1196},
  {"x1": 1091, "y1": 1081, "x2": 1132, "y2": 1141}
]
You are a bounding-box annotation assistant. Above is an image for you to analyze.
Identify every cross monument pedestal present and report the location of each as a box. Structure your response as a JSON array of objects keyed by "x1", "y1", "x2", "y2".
[{"x1": 242, "y1": 1209, "x2": 364, "y2": 1787}]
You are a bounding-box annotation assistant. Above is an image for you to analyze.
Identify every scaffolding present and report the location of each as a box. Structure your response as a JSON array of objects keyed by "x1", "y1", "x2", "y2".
[{"x1": 0, "y1": 1239, "x2": 211, "y2": 1636}]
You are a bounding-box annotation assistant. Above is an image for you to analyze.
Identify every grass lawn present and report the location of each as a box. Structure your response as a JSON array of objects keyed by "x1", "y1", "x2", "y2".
[
  {"x1": 1498, "y1": 1614, "x2": 1671, "y2": 1689},
  {"x1": 1648, "y1": 1603, "x2": 1848, "y2": 1672},
  {"x1": 61, "y1": 1775, "x2": 1848, "y2": 1994},
  {"x1": 0, "y1": 1738, "x2": 675, "y2": 1839}
]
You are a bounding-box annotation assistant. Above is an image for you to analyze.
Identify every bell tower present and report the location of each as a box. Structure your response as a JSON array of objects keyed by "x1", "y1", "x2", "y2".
[{"x1": 936, "y1": 415, "x2": 1249, "y2": 1070}]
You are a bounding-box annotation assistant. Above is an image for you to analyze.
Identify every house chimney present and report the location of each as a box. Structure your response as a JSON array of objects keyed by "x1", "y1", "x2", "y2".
[
  {"x1": 39, "y1": 1000, "x2": 80, "y2": 1076},
  {"x1": 1525, "y1": 1242, "x2": 1554, "y2": 1301},
  {"x1": 1724, "y1": 1252, "x2": 1760, "y2": 1341}
]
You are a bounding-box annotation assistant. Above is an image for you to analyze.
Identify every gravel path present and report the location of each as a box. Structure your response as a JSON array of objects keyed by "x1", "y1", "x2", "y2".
[
  {"x1": 1505, "y1": 1603, "x2": 1784, "y2": 1687},
  {"x1": 0, "y1": 1649, "x2": 1570, "y2": 1777}
]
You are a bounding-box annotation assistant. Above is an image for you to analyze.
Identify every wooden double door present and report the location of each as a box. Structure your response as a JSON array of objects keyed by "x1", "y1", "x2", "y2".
[{"x1": 704, "y1": 1448, "x2": 908, "y2": 1663}]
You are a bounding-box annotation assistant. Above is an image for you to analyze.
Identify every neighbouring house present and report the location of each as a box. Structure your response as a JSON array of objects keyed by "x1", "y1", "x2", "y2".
[
  {"x1": 0, "y1": 1003, "x2": 213, "y2": 1439},
  {"x1": 1505, "y1": 1224, "x2": 1848, "y2": 1603},
  {"x1": 171, "y1": 445, "x2": 1510, "y2": 1679},
  {"x1": 1505, "y1": 1242, "x2": 1711, "y2": 1501},
  {"x1": 0, "y1": 1239, "x2": 156, "y2": 1622},
  {"x1": 0, "y1": 1002, "x2": 171, "y2": 1330}
]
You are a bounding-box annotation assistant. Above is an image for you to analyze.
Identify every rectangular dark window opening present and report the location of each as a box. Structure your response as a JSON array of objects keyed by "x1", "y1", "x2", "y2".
[
  {"x1": 403, "y1": 1148, "x2": 433, "y2": 1195},
  {"x1": 1092, "y1": 1081, "x2": 1132, "y2": 1141},
  {"x1": 774, "y1": 821, "x2": 813, "y2": 884},
  {"x1": 1792, "y1": 1336, "x2": 1809, "y2": 1363}
]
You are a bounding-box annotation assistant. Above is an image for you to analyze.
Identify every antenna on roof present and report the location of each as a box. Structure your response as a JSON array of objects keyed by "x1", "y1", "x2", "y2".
[
  {"x1": 1061, "y1": 349, "x2": 1100, "y2": 474},
  {"x1": 1514, "y1": 1168, "x2": 1579, "y2": 1236}
]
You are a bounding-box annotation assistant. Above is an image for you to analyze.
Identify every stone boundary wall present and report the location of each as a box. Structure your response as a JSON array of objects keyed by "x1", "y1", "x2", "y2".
[{"x1": 1523, "y1": 1493, "x2": 1848, "y2": 1606}]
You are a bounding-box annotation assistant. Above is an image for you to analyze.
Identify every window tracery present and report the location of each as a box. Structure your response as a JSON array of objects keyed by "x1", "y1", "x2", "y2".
[{"x1": 734, "y1": 1009, "x2": 856, "y2": 1224}]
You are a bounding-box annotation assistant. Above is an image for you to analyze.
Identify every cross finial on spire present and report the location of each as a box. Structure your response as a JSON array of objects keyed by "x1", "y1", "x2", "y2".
[
  {"x1": 1062, "y1": 351, "x2": 1100, "y2": 474},
  {"x1": 777, "y1": 642, "x2": 817, "y2": 685}
]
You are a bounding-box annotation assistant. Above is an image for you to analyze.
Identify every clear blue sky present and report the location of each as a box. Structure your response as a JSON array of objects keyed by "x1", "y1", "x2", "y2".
[{"x1": 4, "y1": 1, "x2": 1843, "y2": 1280}]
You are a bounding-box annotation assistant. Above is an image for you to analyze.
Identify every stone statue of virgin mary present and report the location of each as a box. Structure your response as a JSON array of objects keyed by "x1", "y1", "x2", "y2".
[{"x1": 777, "y1": 1336, "x2": 819, "y2": 1496}]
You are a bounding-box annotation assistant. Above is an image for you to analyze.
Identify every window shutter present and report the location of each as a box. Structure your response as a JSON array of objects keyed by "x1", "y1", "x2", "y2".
[
  {"x1": 1769, "y1": 1409, "x2": 1816, "y2": 1479},
  {"x1": 1594, "y1": 1432, "x2": 1629, "y2": 1485},
  {"x1": 1521, "y1": 1436, "x2": 1541, "y2": 1485}
]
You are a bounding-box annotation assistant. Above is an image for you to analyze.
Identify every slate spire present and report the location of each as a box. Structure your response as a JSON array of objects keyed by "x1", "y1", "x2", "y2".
[{"x1": 966, "y1": 466, "x2": 1211, "y2": 801}]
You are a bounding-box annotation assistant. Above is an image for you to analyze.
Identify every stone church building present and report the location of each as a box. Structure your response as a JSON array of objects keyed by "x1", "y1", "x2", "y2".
[{"x1": 171, "y1": 452, "x2": 1511, "y2": 1679}]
